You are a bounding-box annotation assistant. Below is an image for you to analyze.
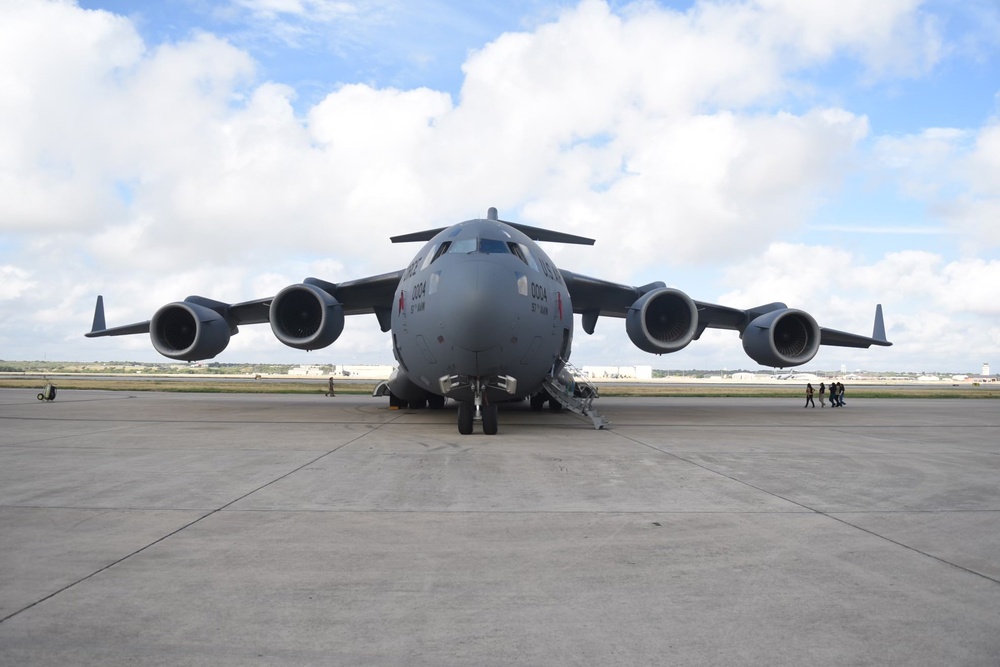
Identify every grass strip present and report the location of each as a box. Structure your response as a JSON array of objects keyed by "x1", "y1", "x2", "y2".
[{"x1": 3, "y1": 378, "x2": 997, "y2": 399}]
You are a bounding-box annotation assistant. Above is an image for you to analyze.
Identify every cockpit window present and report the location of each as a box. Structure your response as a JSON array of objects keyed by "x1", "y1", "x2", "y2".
[
  {"x1": 516, "y1": 243, "x2": 540, "y2": 271},
  {"x1": 447, "y1": 238, "x2": 477, "y2": 254},
  {"x1": 509, "y1": 243, "x2": 526, "y2": 264},
  {"x1": 479, "y1": 238, "x2": 509, "y2": 254},
  {"x1": 443, "y1": 236, "x2": 513, "y2": 255},
  {"x1": 421, "y1": 244, "x2": 440, "y2": 270}
]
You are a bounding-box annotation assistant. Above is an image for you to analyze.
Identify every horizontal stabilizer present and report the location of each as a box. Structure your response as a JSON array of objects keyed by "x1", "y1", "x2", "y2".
[
  {"x1": 390, "y1": 228, "x2": 447, "y2": 244},
  {"x1": 391, "y1": 213, "x2": 595, "y2": 246},
  {"x1": 500, "y1": 221, "x2": 595, "y2": 245}
]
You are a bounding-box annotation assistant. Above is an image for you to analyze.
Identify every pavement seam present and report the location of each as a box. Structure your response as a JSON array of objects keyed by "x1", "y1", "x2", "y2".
[
  {"x1": 820, "y1": 513, "x2": 1000, "y2": 586},
  {"x1": 610, "y1": 430, "x2": 1000, "y2": 587},
  {"x1": 0, "y1": 416, "x2": 400, "y2": 625},
  {"x1": 0, "y1": 420, "x2": 163, "y2": 449}
]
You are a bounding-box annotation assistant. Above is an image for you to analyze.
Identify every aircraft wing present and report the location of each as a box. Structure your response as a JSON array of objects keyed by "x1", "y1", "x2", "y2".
[
  {"x1": 201, "y1": 270, "x2": 405, "y2": 330},
  {"x1": 561, "y1": 270, "x2": 752, "y2": 337},
  {"x1": 560, "y1": 269, "x2": 891, "y2": 349},
  {"x1": 299, "y1": 270, "x2": 404, "y2": 330},
  {"x1": 87, "y1": 270, "x2": 405, "y2": 340},
  {"x1": 818, "y1": 304, "x2": 890, "y2": 349}
]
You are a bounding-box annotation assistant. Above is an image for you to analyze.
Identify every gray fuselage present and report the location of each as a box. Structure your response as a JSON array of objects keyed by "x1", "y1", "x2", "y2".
[{"x1": 390, "y1": 219, "x2": 572, "y2": 403}]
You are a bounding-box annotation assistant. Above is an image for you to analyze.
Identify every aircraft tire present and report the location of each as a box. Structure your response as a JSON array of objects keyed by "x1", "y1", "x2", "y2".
[
  {"x1": 428, "y1": 395, "x2": 446, "y2": 410},
  {"x1": 548, "y1": 399, "x2": 563, "y2": 412},
  {"x1": 482, "y1": 403, "x2": 498, "y2": 435},
  {"x1": 530, "y1": 393, "x2": 546, "y2": 411},
  {"x1": 457, "y1": 402, "x2": 474, "y2": 435}
]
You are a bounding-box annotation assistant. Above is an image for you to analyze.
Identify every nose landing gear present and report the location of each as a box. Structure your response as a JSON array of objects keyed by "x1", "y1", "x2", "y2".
[
  {"x1": 481, "y1": 402, "x2": 498, "y2": 435},
  {"x1": 457, "y1": 401, "x2": 474, "y2": 434},
  {"x1": 446, "y1": 376, "x2": 512, "y2": 435}
]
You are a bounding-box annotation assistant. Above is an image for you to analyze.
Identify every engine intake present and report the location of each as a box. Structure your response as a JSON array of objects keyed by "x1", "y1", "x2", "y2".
[
  {"x1": 270, "y1": 283, "x2": 345, "y2": 350},
  {"x1": 742, "y1": 308, "x2": 820, "y2": 367},
  {"x1": 150, "y1": 302, "x2": 231, "y2": 361},
  {"x1": 626, "y1": 288, "x2": 698, "y2": 354}
]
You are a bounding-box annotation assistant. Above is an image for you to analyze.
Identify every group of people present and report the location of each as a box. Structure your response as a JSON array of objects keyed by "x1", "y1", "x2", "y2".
[{"x1": 804, "y1": 381, "x2": 845, "y2": 408}]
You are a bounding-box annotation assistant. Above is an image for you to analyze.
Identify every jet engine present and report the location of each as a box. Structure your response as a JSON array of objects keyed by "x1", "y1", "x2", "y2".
[
  {"x1": 270, "y1": 283, "x2": 345, "y2": 350},
  {"x1": 150, "y1": 302, "x2": 231, "y2": 361},
  {"x1": 626, "y1": 288, "x2": 699, "y2": 354},
  {"x1": 742, "y1": 308, "x2": 820, "y2": 367}
]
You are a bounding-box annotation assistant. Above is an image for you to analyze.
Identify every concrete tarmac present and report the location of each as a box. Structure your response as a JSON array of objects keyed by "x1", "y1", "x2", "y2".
[{"x1": 1, "y1": 388, "x2": 998, "y2": 666}]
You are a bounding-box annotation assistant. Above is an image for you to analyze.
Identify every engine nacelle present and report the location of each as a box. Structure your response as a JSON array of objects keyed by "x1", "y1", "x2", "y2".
[
  {"x1": 270, "y1": 283, "x2": 345, "y2": 351},
  {"x1": 626, "y1": 288, "x2": 698, "y2": 354},
  {"x1": 742, "y1": 308, "x2": 820, "y2": 367},
  {"x1": 150, "y1": 302, "x2": 231, "y2": 361}
]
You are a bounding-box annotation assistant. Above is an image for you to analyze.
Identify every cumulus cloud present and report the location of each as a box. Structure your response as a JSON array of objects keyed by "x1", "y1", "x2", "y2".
[
  {"x1": 0, "y1": 266, "x2": 35, "y2": 301},
  {"x1": 711, "y1": 243, "x2": 1000, "y2": 371},
  {"x1": 875, "y1": 120, "x2": 1000, "y2": 249},
  {"x1": 748, "y1": 0, "x2": 941, "y2": 76},
  {"x1": 0, "y1": 0, "x2": 995, "y2": 371}
]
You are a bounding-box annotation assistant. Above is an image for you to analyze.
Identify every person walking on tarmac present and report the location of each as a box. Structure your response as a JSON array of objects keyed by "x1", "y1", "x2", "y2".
[
  {"x1": 818, "y1": 382, "x2": 827, "y2": 408},
  {"x1": 805, "y1": 383, "x2": 816, "y2": 408},
  {"x1": 326, "y1": 376, "x2": 336, "y2": 397}
]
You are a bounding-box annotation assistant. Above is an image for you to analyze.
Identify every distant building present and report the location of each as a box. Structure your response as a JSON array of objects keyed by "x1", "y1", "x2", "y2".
[
  {"x1": 580, "y1": 365, "x2": 653, "y2": 380},
  {"x1": 983, "y1": 362, "x2": 991, "y2": 376},
  {"x1": 332, "y1": 365, "x2": 394, "y2": 379},
  {"x1": 783, "y1": 372, "x2": 821, "y2": 382},
  {"x1": 288, "y1": 365, "x2": 325, "y2": 376},
  {"x1": 287, "y1": 364, "x2": 393, "y2": 379}
]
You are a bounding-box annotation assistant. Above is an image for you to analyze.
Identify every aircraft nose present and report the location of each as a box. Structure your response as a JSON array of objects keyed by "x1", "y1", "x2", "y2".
[{"x1": 438, "y1": 260, "x2": 516, "y2": 352}]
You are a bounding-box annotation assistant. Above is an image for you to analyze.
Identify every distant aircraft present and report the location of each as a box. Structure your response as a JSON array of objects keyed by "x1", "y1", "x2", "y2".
[{"x1": 87, "y1": 208, "x2": 891, "y2": 434}]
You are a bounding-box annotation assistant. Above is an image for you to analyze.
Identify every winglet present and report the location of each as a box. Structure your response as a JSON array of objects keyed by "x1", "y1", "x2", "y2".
[
  {"x1": 873, "y1": 304, "x2": 888, "y2": 342},
  {"x1": 90, "y1": 295, "x2": 106, "y2": 333}
]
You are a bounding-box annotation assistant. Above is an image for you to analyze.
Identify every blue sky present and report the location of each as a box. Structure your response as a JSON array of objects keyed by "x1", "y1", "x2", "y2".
[
  {"x1": 79, "y1": 1, "x2": 1000, "y2": 130},
  {"x1": 78, "y1": 1, "x2": 572, "y2": 100},
  {"x1": 2, "y1": 0, "x2": 1000, "y2": 372}
]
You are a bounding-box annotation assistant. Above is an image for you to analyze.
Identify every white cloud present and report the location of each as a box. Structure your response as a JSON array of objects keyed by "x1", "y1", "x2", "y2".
[
  {"x1": 874, "y1": 120, "x2": 1000, "y2": 248},
  {"x1": 705, "y1": 244, "x2": 1000, "y2": 372},
  {"x1": 0, "y1": 0, "x2": 994, "y2": 372},
  {"x1": 0, "y1": 0, "x2": 142, "y2": 230},
  {"x1": 0, "y1": 266, "x2": 35, "y2": 300},
  {"x1": 751, "y1": 0, "x2": 941, "y2": 77}
]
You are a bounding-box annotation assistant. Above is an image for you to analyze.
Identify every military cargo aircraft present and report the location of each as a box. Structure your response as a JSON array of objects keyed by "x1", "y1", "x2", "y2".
[{"x1": 87, "y1": 207, "x2": 891, "y2": 434}]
